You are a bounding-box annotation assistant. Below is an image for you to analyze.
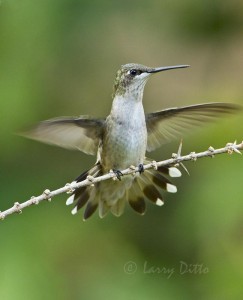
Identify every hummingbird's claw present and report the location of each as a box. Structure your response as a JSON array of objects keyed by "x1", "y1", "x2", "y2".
[
  {"x1": 138, "y1": 163, "x2": 144, "y2": 174},
  {"x1": 113, "y1": 169, "x2": 123, "y2": 181}
]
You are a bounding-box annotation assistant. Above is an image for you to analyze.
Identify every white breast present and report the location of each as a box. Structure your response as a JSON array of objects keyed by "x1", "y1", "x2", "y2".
[{"x1": 100, "y1": 97, "x2": 147, "y2": 171}]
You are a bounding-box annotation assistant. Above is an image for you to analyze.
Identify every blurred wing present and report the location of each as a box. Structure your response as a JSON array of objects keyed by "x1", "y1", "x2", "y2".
[
  {"x1": 22, "y1": 116, "x2": 105, "y2": 155},
  {"x1": 146, "y1": 102, "x2": 240, "y2": 152}
]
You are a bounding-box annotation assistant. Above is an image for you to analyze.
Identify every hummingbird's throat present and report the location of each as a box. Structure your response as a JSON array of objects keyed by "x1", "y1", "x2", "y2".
[{"x1": 113, "y1": 76, "x2": 148, "y2": 100}]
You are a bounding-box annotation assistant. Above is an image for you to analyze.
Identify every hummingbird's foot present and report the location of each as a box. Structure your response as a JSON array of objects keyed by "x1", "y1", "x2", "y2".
[
  {"x1": 113, "y1": 169, "x2": 123, "y2": 181},
  {"x1": 138, "y1": 163, "x2": 144, "y2": 174}
]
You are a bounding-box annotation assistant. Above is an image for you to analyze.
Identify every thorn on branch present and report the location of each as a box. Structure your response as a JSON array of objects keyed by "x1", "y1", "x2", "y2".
[
  {"x1": 171, "y1": 140, "x2": 190, "y2": 175},
  {"x1": 226, "y1": 141, "x2": 242, "y2": 155},
  {"x1": 151, "y1": 161, "x2": 158, "y2": 170},
  {"x1": 190, "y1": 152, "x2": 197, "y2": 161},
  {"x1": 129, "y1": 165, "x2": 136, "y2": 170},
  {"x1": 14, "y1": 202, "x2": 22, "y2": 214},
  {"x1": 87, "y1": 175, "x2": 95, "y2": 186},
  {"x1": 172, "y1": 153, "x2": 177, "y2": 159},
  {"x1": 31, "y1": 196, "x2": 39, "y2": 205},
  {"x1": 43, "y1": 189, "x2": 52, "y2": 202},
  {"x1": 208, "y1": 146, "x2": 215, "y2": 158},
  {"x1": 177, "y1": 139, "x2": 183, "y2": 158},
  {"x1": 129, "y1": 165, "x2": 136, "y2": 176},
  {"x1": 180, "y1": 162, "x2": 190, "y2": 176},
  {"x1": 65, "y1": 183, "x2": 75, "y2": 194},
  {"x1": 0, "y1": 212, "x2": 5, "y2": 220}
]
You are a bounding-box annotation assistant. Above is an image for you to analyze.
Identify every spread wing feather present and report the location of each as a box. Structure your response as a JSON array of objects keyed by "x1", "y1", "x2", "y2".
[
  {"x1": 146, "y1": 102, "x2": 239, "y2": 152},
  {"x1": 22, "y1": 116, "x2": 105, "y2": 155}
]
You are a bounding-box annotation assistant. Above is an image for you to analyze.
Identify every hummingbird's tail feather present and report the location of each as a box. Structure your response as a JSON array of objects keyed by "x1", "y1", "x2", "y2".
[
  {"x1": 99, "y1": 190, "x2": 127, "y2": 218},
  {"x1": 102, "y1": 177, "x2": 131, "y2": 217},
  {"x1": 145, "y1": 169, "x2": 178, "y2": 193},
  {"x1": 83, "y1": 187, "x2": 100, "y2": 220},
  {"x1": 110, "y1": 194, "x2": 126, "y2": 217},
  {"x1": 142, "y1": 158, "x2": 180, "y2": 191},
  {"x1": 137, "y1": 174, "x2": 163, "y2": 206},
  {"x1": 66, "y1": 163, "x2": 102, "y2": 220},
  {"x1": 66, "y1": 161, "x2": 181, "y2": 220},
  {"x1": 157, "y1": 165, "x2": 182, "y2": 178},
  {"x1": 126, "y1": 163, "x2": 181, "y2": 215},
  {"x1": 128, "y1": 179, "x2": 146, "y2": 215},
  {"x1": 99, "y1": 199, "x2": 110, "y2": 218}
]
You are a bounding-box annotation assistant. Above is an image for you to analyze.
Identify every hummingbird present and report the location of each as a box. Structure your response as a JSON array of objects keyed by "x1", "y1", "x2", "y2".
[{"x1": 23, "y1": 63, "x2": 239, "y2": 220}]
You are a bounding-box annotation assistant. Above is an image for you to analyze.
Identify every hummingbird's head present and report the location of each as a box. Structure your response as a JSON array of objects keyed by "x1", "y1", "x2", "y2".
[{"x1": 112, "y1": 63, "x2": 190, "y2": 99}]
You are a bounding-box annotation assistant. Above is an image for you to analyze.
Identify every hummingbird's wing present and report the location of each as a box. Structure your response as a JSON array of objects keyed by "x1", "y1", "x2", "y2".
[
  {"x1": 146, "y1": 102, "x2": 239, "y2": 152},
  {"x1": 22, "y1": 116, "x2": 105, "y2": 155}
]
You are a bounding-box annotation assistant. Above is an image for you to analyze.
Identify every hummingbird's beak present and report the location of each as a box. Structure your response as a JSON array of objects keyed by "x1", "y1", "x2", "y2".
[{"x1": 147, "y1": 65, "x2": 190, "y2": 74}]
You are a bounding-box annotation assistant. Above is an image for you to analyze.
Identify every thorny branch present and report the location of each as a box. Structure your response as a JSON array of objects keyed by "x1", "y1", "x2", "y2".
[{"x1": 1, "y1": 141, "x2": 242, "y2": 221}]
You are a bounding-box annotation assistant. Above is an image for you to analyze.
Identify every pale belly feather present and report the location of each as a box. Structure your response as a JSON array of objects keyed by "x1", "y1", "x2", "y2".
[
  {"x1": 100, "y1": 114, "x2": 147, "y2": 171},
  {"x1": 97, "y1": 96, "x2": 148, "y2": 207},
  {"x1": 99, "y1": 116, "x2": 147, "y2": 206}
]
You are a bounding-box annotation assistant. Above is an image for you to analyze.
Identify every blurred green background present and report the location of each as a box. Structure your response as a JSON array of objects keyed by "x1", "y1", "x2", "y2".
[{"x1": 1, "y1": 0, "x2": 243, "y2": 299}]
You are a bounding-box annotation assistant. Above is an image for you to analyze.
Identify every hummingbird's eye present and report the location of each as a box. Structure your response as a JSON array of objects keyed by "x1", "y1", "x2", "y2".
[{"x1": 129, "y1": 69, "x2": 142, "y2": 76}]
